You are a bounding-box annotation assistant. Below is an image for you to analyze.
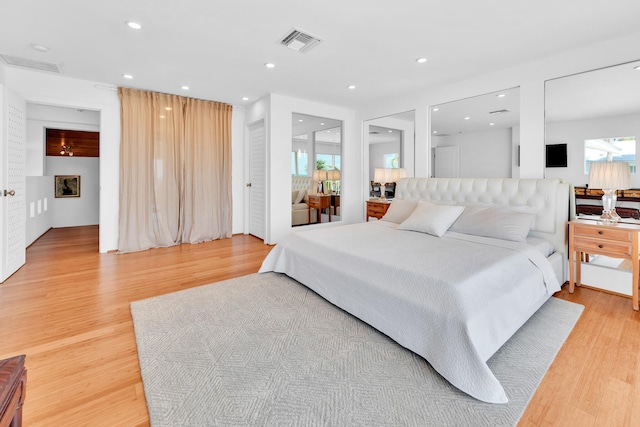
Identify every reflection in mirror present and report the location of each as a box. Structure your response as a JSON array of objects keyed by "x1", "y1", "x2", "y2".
[
  {"x1": 545, "y1": 61, "x2": 640, "y2": 192},
  {"x1": 291, "y1": 113, "x2": 342, "y2": 227},
  {"x1": 365, "y1": 111, "x2": 414, "y2": 199},
  {"x1": 430, "y1": 87, "x2": 520, "y2": 178}
]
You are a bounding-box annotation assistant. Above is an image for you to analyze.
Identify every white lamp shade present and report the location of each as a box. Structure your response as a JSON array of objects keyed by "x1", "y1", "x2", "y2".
[
  {"x1": 588, "y1": 161, "x2": 631, "y2": 190},
  {"x1": 391, "y1": 168, "x2": 407, "y2": 181},
  {"x1": 313, "y1": 169, "x2": 327, "y2": 181},
  {"x1": 374, "y1": 168, "x2": 393, "y2": 184},
  {"x1": 327, "y1": 170, "x2": 340, "y2": 181}
]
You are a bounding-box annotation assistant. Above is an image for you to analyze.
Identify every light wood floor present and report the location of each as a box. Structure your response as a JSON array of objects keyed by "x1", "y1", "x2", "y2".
[{"x1": 1, "y1": 226, "x2": 639, "y2": 426}]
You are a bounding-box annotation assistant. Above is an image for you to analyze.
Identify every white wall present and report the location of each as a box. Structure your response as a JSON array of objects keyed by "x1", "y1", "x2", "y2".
[
  {"x1": 26, "y1": 104, "x2": 100, "y2": 176},
  {"x1": 245, "y1": 94, "x2": 356, "y2": 244},
  {"x1": 7, "y1": 68, "x2": 247, "y2": 252},
  {"x1": 25, "y1": 176, "x2": 53, "y2": 246},
  {"x1": 432, "y1": 128, "x2": 512, "y2": 178},
  {"x1": 357, "y1": 32, "x2": 640, "y2": 181},
  {"x1": 46, "y1": 157, "x2": 100, "y2": 227},
  {"x1": 545, "y1": 113, "x2": 640, "y2": 187},
  {"x1": 6, "y1": 68, "x2": 120, "y2": 253}
]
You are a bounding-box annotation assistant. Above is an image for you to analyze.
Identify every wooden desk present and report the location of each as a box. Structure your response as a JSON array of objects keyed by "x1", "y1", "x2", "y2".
[
  {"x1": 0, "y1": 355, "x2": 27, "y2": 427},
  {"x1": 366, "y1": 200, "x2": 391, "y2": 221},
  {"x1": 308, "y1": 194, "x2": 331, "y2": 223},
  {"x1": 568, "y1": 219, "x2": 640, "y2": 310}
]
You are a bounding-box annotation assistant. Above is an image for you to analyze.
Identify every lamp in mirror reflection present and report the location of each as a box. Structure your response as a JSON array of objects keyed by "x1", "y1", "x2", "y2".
[
  {"x1": 374, "y1": 168, "x2": 406, "y2": 200},
  {"x1": 313, "y1": 169, "x2": 327, "y2": 194},
  {"x1": 60, "y1": 144, "x2": 74, "y2": 156},
  {"x1": 327, "y1": 169, "x2": 340, "y2": 194},
  {"x1": 588, "y1": 161, "x2": 630, "y2": 223}
]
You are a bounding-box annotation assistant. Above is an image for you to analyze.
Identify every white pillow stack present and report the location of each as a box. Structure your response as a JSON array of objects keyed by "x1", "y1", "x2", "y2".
[{"x1": 396, "y1": 201, "x2": 465, "y2": 237}]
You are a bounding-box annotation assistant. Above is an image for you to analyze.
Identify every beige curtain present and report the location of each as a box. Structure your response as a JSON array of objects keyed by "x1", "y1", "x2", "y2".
[{"x1": 118, "y1": 87, "x2": 232, "y2": 252}]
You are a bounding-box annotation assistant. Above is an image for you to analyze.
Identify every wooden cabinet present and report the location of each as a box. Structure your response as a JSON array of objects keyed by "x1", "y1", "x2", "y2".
[
  {"x1": 0, "y1": 355, "x2": 26, "y2": 427},
  {"x1": 308, "y1": 194, "x2": 331, "y2": 223},
  {"x1": 366, "y1": 200, "x2": 391, "y2": 221},
  {"x1": 568, "y1": 219, "x2": 640, "y2": 310}
]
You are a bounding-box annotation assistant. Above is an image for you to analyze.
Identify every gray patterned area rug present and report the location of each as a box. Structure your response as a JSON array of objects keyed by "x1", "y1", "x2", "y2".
[{"x1": 131, "y1": 272, "x2": 583, "y2": 427}]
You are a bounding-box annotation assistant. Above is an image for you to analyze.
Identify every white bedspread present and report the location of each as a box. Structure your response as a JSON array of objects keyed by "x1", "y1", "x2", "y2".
[{"x1": 259, "y1": 221, "x2": 561, "y2": 403}]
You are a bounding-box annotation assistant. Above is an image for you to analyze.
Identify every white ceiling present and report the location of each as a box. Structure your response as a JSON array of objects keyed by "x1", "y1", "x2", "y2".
[{"x1": 1, "y1": 1, "x2": 639, "y2": 109}]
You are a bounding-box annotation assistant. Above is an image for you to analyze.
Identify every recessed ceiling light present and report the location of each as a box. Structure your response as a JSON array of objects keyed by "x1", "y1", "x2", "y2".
[
  {"x1": 298, "y1": 119, "x2": 303, "y2": 122},
  {"x1": 30, "y1": 43, "x2": 49, "y2": 53},
  {"x1": 388, "y1": 130, "x2": 393, "y2": 133},
  {"x1": 241, "y1": 97, "x2": 249, "y2": 101},
  {"x1": 464, "y1": 116, "x2": 470, "y2": 120},
  {"x1": 432, "y1": 130, "x2": 438, "y2": 134},
  {"x1": 634, "y1": 65, "x2": 640, "y2": 71},
  {"x1": 125, "y1": 21, "x2": 142, "y2": 30},
  {"x1": 489, "y1": 123, "x2": 495, "y2": 126},
  {"x1": 496, "y1": 93, "x2": 506, "y2": 98},
  {"x1": 416, "y1": 57, "x2": 428, "y2": 63},
  {"x1": 320, "y1": 122, "x2": 325, "y2": 125},
  {"x1": 347, "y1": 85, "x2": 356, "y2": 89},
  {"x1": 265, "y1": 62, "x2": 275, "y2": 68},
  {"x1": 181, "y1": 85, "x2": 189, "y2": 90},
  {"x1": 432, "y1": 107, "x2": 439, "y2": 112},
  {"x1": 122, "y1": 74, "x2": 133, "y2": 79}
]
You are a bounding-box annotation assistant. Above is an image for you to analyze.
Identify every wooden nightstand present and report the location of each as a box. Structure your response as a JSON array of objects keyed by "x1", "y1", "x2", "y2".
[
  {"x1": 0, "y1": 355, "x2": 27, "y2": 427},
  {"x1": 568, "y1": 219, "x2": 640, "y2": 310},
  {"x1": 366, "y1": 200, "x2": 391, "y2": 221},
  {"x1": 308, "y1": 194, "x2": 331, "y2": 223}
]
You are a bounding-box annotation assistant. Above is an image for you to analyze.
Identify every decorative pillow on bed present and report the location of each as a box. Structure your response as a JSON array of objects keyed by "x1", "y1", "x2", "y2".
[
  {"x1": 397, "y1": 201, "x2": 465, "y2": 237},
  {"x1": 381, "y1": 199, "x2": 419, "y2": 224},
  {"x1": 449, "y1": 205, "x2": 535, "y2": 242},
  {"x1": 294, "y1": 189, "x2": 306, "y2": 204}
]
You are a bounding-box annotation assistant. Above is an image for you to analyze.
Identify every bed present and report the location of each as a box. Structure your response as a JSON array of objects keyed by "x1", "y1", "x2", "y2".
[{"x1": 260, "y1": 177, "x2": 572, "y2": 404}]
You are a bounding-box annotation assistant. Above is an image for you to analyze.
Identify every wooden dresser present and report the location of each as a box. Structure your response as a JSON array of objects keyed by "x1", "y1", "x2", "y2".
[
  {"x1": 366, "y1": 200, "x2": 391, "y2": 221},
  {"x1": 0, "y1": 355, "x2": 27, "y2": 427},
  {"x1": 568, "y1": 219, "x2": 640, "y2": 310}
]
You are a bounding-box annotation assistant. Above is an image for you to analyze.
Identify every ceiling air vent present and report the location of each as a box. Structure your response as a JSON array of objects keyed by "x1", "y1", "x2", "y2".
[
  {"x1": 0, "y1": 54, "x2": 61, "y2": 73},
  {"x1": 488, "y1": 109, "x2": 510, "y2": 115},
  {"x1": 279, "y1": 28, "x2": 322, "y2": 53}
]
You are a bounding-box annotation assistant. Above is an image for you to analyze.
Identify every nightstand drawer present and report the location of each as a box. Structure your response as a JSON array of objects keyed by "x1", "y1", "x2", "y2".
[
  {"x1": 574, "y1": 226, "x2": 633, "y2": 243},
  {"x1": 573, "y1": 237, "x2": 632, "y2": 257},
  {"x1": 368, "y1": 204, "x2": 388, "y2": 214}
]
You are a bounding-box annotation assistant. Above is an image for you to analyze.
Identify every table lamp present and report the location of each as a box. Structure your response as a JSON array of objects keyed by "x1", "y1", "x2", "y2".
[
  {"x1": 588, "y1": 161, "x2": 631, "y2": 223},
  {"x1": 374, "y1": 168, "x2": 394, "y2": 200},
  {"x1": 313, "y1": 169, "x2": 327, "y2": 194}
]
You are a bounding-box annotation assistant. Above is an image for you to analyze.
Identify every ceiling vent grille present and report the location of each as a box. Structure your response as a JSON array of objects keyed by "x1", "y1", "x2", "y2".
[
  {"x1": 280, "y1": 28, "x2": 322, "y2": 53},
  {"x1": 488, "y1": 109, "x2": 510, "y2": 115},
  {"x1": 0, "y1": 54, "x2": 61, "y2": 73}
]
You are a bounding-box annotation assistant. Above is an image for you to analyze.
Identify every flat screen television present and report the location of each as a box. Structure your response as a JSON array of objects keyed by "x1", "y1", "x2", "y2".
[{"x1": 545, "y1": 143, "x2": 567, "y2": 168}]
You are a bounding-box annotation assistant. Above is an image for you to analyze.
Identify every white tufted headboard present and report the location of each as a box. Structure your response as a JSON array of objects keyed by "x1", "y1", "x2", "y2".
[
  {"x1": 395, "y1": 177, "x2": 572, "y2": 265},
  {"x1": 292, "y1": 176, "x2": 314, "y2": 195}
]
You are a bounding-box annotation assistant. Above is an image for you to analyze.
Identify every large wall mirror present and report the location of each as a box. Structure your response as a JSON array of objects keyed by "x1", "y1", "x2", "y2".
[
  {"x1": 544, "y1": 60, "x2": 640, "y2": 189},
  {"x1": 291, "y1": 113, "x2": 342, "y2": 227},
  {"x1": 430, "y1": 87, "x2": 520, "y2": 178},
  {"x1": 364, "y1": 111, "x2": 415, "y2": 198}
]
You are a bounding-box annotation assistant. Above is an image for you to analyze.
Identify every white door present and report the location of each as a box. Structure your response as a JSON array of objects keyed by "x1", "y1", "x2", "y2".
[
  {"x1": 434, "y1": 146, "x2": 459, "y2": 178},
  {"x1": 247, "y1": 120, "x2": 265, "y2": 240},
  {"x1": 0, "y1": 85, "x2": 26, "y2": 282}
]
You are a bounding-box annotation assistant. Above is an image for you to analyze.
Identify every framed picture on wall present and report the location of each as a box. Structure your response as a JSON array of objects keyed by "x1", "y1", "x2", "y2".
[{"x1": 55, "y1": 175, "x2": 80, "y2": 198}]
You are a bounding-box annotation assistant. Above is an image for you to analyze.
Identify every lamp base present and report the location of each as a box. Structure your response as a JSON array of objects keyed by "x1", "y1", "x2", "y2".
[{"x1": 599, "y1": 209, "x2": 621, "y2": 224}]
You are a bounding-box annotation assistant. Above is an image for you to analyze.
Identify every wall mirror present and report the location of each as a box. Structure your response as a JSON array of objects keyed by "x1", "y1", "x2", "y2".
[
  {"x1": 430, "y1": 87, "x2": 520, "y2": 178},
  {"x1": 544, "y1": 60, "x2": 640, "y2": 189},
  {"x1": 291, "y1": 113, "x2": 342, "y2": 227},
  {"x1": 364, "y1": 110, "x2": 414, "y2": 199}
]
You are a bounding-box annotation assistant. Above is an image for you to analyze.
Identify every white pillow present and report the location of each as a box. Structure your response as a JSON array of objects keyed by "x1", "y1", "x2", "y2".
[
  {"x1": 397, "y1": 201, "x2": 465, "y2": 237},
  {"x1": 449, "y1": 205, "x2": 535, "y2": 242},
  {"x1": 292, "y1": 190, "x2": 299, "y2": 204},
  {"x1": 294, "y1": 189, "x2": 306, "y2": 204},
  {"x1": 381, "y1": 199, "x2": 418, "y2": 224}
]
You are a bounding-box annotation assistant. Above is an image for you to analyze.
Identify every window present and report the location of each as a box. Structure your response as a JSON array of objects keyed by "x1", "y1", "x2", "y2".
[
  {"x1": 316, "y1": 153, "x2": 340, "y2": 171},
  {"x1": 585, "y1": 136, "x2": 636, "y2": 175},
  {"x1": 384, "y1": 153, "x2": 400, "y2": 168},
  {"x1": 291, "y1": 150, "x2": 308, "y2": 176}
]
